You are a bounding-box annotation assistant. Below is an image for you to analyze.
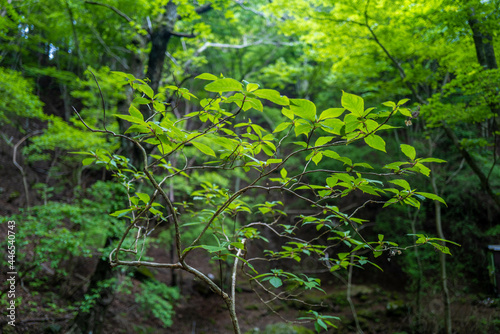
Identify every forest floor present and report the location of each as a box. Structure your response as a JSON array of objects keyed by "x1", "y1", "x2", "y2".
[{"x1": 97, "y1": 247, "x2": 499, "y2": 334}]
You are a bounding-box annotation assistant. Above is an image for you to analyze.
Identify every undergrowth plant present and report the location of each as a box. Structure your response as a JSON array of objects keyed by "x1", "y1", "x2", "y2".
[{"x1": 74, "y1": 71, "x2": 457, "y2": 333}]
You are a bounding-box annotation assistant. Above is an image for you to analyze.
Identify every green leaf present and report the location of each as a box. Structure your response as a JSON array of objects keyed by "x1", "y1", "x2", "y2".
[
  {"x1": 414, "y1": 162, "x2": 431, "y2": 176},
  {"x1": 397, "y1": 98, "x2": 410, "y2": 106},
  {"x1": 399, "y1": 108, "x2": 412, "y2": 117},
  {"x1": 110, "y1": 208, "x2": 133, "y2": 218},
  {"x1": 70, "y1": 151, "x2": 95, "y2": 156},
  {"x1": 246, "y1": 97, "x2": 264, "y2": 112},
  {"x1": 136, "y1": 192, "x2": 150, "y2": 204},
  {"x1": 114, "y1": 114, "x2": 147, "y2": 125},
  {"x1": 253, "y1": 89, "x2": 289, "y2": 105},
  {"x1": 320, "y1": 118, "x2": 344, "y2": 135},
  {"x1": 389, "y1": 179, "x2": 411, "y2": 191},
  {"x1": 269, "y1": 276, "x2": 283, "y2": 288},
  {"x1": 430, "y1": 242, "x2": 452, "y2": 255},
  {"x1": 319, "y1": 108, "x2": 344, "y2": 120},
  {"x1": 415, "y1": 192, "x2": 447, "y2": 206},
  {"x1": 312, "y1": 152, "x2": 323, "y2": 165},
  {"x1": 280, "y1": 168, "x2": 288, "y2": 178},
  {"x1": 294, "y1": 121, "x2": 313, "y2": 137},
  {"x1": 195, "y1": 73, "x2": 218, "y2": 81},
  {"x1": 281, "y1": 107, "x2": 294, "y2": 120},
  {"x1": 273, "y1": 122, "x2": 292, "y2": 133},
  {"x1": 400, "y1": 144, "x2": 416, "y2": 160},
  {"x1": 137, "y1": 84, "x2": 154, "y2": 98},
  {"x1": 149, "y1": 207, "x2": 163, "y2": 216},
  {"x1": 230, "y1": 242, "x2": 245, "y2": 250},
  {"x1": 111, "y1": 71, "x2": 135, "y2": 81},
  {"x1": 322, "y1": 150, "x2": 340, "y2": 159},
  {"x1": 317, "y1": 319, "x2": 328, "y2": 331},
  {"x1": 353, "y1": 162, "x2": 373, "y2": 169},
  {"x1": 364, "y1": 134, "x2": 386, "y2": 152},
  {"x1": 192, "y1": 141, "x2": 216, "y2": 157},
  {"x1": 153, "y1": 101, "x2": 166, "y2": 112},
  {"x1": 82, "y1": 157, "x2": 95, "y2": 166},
  {"x1": 314, "y1": 136, "x2": 334, "y2": 147},
  {"x1": 418, "y1": 157, "x2": 447, "y2": 163},
  {"x1": 129, "y1": 105, "x2": 144, "y2": 121},
  {"x1": 246, "y1": 83, "x2": 259, "y2": 92},
  {"x1": 200, "y1": 245, "x2": 228, "y2": 253},
  {"x1": 342, "y1": 91, "x2": 364, "y2": 117},
  {"x1": 133, "y1": 97, "x2": 151, "y2": 105},
  {"x1": 205, "y1": 78, "x2": 243, "y2": 92},
  {"x1": 290, "y1": 99, "x2": 316, "y2": 121}
]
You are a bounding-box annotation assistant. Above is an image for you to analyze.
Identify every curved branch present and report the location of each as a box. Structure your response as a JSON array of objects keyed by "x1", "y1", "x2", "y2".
[
  {"x1": 362, "y1": 0, "x2": 425, "y2": 104},
  {"x1": 12, "y1": 130, "x2": 43, "y2": 208},
  {"x1": 84, "y1": 1, "x2": 133, "y2": 23}
]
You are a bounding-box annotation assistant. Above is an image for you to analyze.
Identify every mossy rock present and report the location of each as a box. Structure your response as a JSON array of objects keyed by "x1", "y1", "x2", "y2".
[{"x1": 244, "y1": 304, "x2": 260, "y2": 311}]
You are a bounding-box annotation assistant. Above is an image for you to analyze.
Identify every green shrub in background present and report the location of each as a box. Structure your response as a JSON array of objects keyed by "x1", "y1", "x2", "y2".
[
  {"x1": 1, "y1": 181, "x2": 126, "y2": 285},
  {"x1": 134, "y1": 279, "x2": 180, "y2": 328},
  {"x1": 0, "y1": 67, "x2": 45, "y2": 129}
]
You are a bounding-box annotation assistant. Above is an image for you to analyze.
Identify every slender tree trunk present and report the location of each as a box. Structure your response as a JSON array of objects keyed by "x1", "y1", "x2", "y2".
[
  {"x1": 348, "y1": 256, "x2": 363, "y2": 334},
  {"x1": 409, "y1": 209, "x2": 423, "y2": 333},
  {"x1": 430, "y1": 164, "x2": 452, "y2": 334},
  {"x1": 145, "y1": 1, "x2": 177, "y2": 95}
]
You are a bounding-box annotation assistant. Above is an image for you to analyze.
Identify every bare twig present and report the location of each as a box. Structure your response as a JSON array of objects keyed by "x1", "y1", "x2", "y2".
[{"x1": 12, "y1": 130, "x2": 43, "y2": 208}]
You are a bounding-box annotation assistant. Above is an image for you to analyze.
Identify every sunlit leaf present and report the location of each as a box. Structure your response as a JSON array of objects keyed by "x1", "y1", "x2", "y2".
[
  {"x1": 205, "y1": 78, "x2": 243, "y2": 92},
  {"x1": 342, "y1": 91, "x2": 364, "y2": 117},
  {"x1": 364, "y1": 134, "x2": 386, "y2": 152},
  {"x1": 400, "y1": 144, "x2": 416, "y2": 160}
]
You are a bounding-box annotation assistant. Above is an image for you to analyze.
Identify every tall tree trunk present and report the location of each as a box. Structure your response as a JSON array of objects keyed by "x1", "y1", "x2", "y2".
[
  {"x1": 468, "y1": 14, "x2": 498, "y2": 70},
  {"x1": 145, "y1": 1, "x2": 177, "y2": 95}
]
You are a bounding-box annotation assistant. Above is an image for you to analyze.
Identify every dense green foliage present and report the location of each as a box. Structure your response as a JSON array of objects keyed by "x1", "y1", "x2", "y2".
[{"x1": 0, "y1": 0, "x2": 499, "y2": 333}]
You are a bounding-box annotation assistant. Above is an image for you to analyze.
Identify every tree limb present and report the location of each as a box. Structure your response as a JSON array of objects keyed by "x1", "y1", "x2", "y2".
[
  {"x1": 84, "y1": 1, "x2": 133, "y2": 23},
  {"x1": 176, "y1": 3, "x2": 213, "y2": 21}
]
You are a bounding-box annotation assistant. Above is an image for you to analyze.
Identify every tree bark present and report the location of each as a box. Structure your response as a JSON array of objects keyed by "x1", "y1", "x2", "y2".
[
  {"x1": 468, "y1": 15, "x2": 498, "y2": 70},
  {"x1": 145, "y1": 1, "x2": 177, "y2": 94},
  {"x1": 430, "y1": 167, "x2": 452, "y2": 334},
  {"x1": 441, "y1": 123, "x2": 500, "y2": 210}
]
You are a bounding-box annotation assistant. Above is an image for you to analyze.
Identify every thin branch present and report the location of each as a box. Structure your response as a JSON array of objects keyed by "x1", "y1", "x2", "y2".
[
  {"x1": 88, "y1": 70, "x2": 108, "y2": 131},
  {"x1": 84, "y1": 1, "x2": 133, "y2": 23},
  {"x1": 230, "y1": 239, "x2": 245, "y2": 332},
  {"x1": 170, "y1": 30, "x2": 196, "y2": 38},
  {"x1": 12, "y1": 130, "x2": 43, "y2": 208},
  {"x1": 88, "y1": 25, "x2": 129, "y2": 69},
  {"x1": 234, "y1": 0, "x2": 268, "y2": 20},
  {"x1": 362, "y1": 0, "x2": 425, "y2": 104},
  {"x1": 487, "y1": 121, "x2": 498, "y2": 180}
]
